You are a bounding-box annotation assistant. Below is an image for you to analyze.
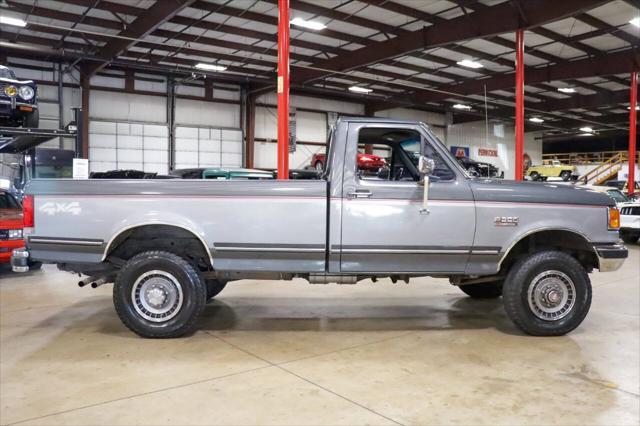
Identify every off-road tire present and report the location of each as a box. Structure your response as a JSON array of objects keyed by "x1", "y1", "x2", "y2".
[
  {"x1": 459, "y1": 281, "x2": 503, "y2": 298},
  {"x1": 23, "y1": 109, "x2": 39, "y2": 128},
  {"x1": 502, "y1": 251, "x2": 591, "y2": 336},
  {"x1": 113, "y1": 250, "x2": 206, "y2": 338},
  {"x1": 560, "y1": 170, "x2": 572, "y2": 181},
  {"x1": 205, "y1": 279, "x2": 227, "y2": 301},
  {"x1": 620, "y1": 232, "x2": 639, "y2": 244}
]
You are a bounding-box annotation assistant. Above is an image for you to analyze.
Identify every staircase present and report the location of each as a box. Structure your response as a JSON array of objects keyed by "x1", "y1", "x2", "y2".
[{"x1": 579, "y1": 152, "x2": 625, "y2": 185}]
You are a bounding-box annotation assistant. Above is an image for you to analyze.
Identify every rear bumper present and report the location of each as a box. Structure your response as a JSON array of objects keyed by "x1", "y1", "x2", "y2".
[
  {"x1": 10, "y1": 247, "x2": 30, "y2": 272},
  {"x1": 594, "y1": 243, "x2": 628, "y2": 272}
]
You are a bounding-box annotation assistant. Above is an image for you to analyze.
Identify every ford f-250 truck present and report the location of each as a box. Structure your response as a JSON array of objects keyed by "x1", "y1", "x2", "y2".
[{"x1": 11, "y1": 118, "x2": 628, "y2": 338}]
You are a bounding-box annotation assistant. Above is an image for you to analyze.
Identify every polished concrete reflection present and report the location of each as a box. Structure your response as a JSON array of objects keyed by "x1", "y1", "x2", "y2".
[{"x1": 1, "y1": 246, "x2": 638, "y2": 425}]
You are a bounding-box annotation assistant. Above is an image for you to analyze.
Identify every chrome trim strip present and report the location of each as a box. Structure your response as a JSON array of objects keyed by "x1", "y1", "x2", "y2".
[
  {"x1": 214, "y1": 246, "x2": 325, "y2": 253},
  {"x1": 29, "y1": 238, "x2": 103, "y2": 246},
  {"x1": 340, "y1": 248, "x2": 469, "y2": 254},
  {"x1": 470, "y1": 250, "x2": 501, "y2": 255}
]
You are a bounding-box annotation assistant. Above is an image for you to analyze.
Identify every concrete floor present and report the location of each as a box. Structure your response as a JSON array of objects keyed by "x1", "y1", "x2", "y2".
[{"x1": 1, "y1": 247, "x2": 638, "y2": 426}]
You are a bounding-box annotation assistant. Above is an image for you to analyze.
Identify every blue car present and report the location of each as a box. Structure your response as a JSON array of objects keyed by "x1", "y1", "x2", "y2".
[{"x1": 0, "y1": 65, "x2": 39, "y2": 128}]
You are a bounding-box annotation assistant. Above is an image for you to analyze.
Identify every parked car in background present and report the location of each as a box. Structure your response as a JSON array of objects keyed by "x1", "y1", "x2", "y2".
[
  {"x1": 0, "y1": 65, "x2": 39, "y2": 128},
  {"x1": 311, "y1": 152, "x2": 386, "y2": 171},
  {"x1": 202, "y1": 168, "x2": 274, "y2": 180},
  {"x1": 585, "y1": 185, "x2": 629, "y2": 206},
  {"x1": 527, "y1": 160, "x2": 578, "y2": 181},
  {"x1": 619, "y1": 201, "x2": 640, "y2": 244},
  {"x1": 455, "y1": 156, "x2": 500, "y2": 178}
]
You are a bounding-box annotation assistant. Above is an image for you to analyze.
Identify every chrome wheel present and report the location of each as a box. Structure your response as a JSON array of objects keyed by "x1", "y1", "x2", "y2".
[
  {"x1": 132, "y1": 270, "x2": 184, "y2": 322},
  {"x1": 527, "y1": 270, "x2": 576, "y2": 321}
]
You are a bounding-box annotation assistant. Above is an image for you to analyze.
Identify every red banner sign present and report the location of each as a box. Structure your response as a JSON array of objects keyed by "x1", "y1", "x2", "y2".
[{"x1": 478, "y1": 148, "x2": 498, "y2": 157}]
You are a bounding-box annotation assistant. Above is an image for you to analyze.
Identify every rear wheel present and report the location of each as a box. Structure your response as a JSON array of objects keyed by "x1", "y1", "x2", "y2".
[
  {"x1": 502, "y1": 251, "x2": 591, "y2": 336},
  {"x1": 459, "y1": 281, "x2": 503, "y2": 298},
  {"x1": 529, "y1": 171, "x2": 540, "y2": 181},
  {"x1": 113, "y1": 251, "x2": 206, "y2": 338},
  {"x1": 560, "y1": 170, "x2": 572, "y2": 181}
]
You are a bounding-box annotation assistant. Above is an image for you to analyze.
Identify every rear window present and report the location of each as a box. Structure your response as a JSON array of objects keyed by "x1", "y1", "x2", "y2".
[{"x1": 0, "y1": 192, "x2": 20, "y2": 209}]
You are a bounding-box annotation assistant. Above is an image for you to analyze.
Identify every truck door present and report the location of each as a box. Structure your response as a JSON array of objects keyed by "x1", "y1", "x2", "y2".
[{"x1": 339, "y1": 122, "x2": 476, "y2": 273}]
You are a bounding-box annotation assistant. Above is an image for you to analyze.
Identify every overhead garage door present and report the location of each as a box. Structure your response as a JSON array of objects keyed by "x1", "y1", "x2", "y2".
[
  {"x1": 89, "y1": 120, "x2": 170, "y2": 174},
  {"x1": 174, "y1": 126, "x2": 242, "y2": 169}
]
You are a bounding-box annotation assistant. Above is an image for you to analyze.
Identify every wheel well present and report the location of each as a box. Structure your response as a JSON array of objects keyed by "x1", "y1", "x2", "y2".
[
  {"x1": 500, "y1": 230, "x2": 597, "y2": 273},
  {"x1": 106, "y1": 225, "x2": 212, "y2": 271}
]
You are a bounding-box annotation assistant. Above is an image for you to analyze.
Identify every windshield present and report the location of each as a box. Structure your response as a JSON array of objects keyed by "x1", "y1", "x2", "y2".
[
  {"x1": 607, "y1": 189, "x2": 628, "y2": 203},
  {"x1": 0, "y1": 192, "x2": 20, "y2": 209},
  {"x1": 0, "y1": 68, "x2": 17, "y2": 80},
  {"x1": 421, "y1": 124, "x2": 471, "y2": 178}
]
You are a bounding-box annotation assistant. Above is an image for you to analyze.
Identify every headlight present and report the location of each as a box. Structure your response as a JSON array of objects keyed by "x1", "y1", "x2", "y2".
[
  {"x1": 4, "y1": 85, "x2": 17, "y2": 97},
  {"x1": 18, "y1": 86, "x2": 34, "y2": 100},
  {"x1": 8, "y1": 229, "x2": 23, "y2": 239}
]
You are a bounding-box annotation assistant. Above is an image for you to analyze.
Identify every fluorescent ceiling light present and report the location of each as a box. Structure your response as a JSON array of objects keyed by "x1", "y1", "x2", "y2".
[
  {"x1": 290, "y1": 17, "x2": 326, "y2": 30},
  {"x1": 0, "y1": 16, "x2": 27, "y2": 27},
  {"x1": 348, "y1": 86, "x2": 372, "y2": 94},
  {"x1": 529, "y1": 117, "x2": 544, "y2": 123},
  {"x1": 194, "y1": 63, "x2": 227, "y2": 72},
  {"x1": 579, "y1": 126, "x2": 594, "y2": 133},
  {"x1": 453, "y1": 104, "x2": 472, "y2": 110},
  {"x1": 630, "y1": 17, "x2": 640, "y2": 28},
  {"x1": 557, "y1": 87, "x2": 576, "y2": 94},
  {"x1": 456, "y1": 59, "x2": 483, "y2": 69}
]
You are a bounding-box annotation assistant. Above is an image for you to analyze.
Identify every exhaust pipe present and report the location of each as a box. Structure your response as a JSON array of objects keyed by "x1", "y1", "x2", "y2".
[
  {"x1": 90, "y1": 276, "x2": 113, "y2": 288},
  {"x1": 78, "y1": 275, "x2": 100, "y2": 287}
]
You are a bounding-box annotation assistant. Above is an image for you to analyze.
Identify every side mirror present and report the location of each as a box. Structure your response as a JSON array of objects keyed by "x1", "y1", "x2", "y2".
[{"x1": 418, "y1": 156, "x2": 435, "y2": 176}]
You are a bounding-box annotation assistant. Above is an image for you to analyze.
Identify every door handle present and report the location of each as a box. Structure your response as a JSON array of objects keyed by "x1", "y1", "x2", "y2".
[{"x1": 347, "y1": 190, "x2": 372, "y2": 199}]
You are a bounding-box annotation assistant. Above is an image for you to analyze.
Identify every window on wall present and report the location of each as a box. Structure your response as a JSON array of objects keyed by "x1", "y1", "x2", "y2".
[{"x1": 357, "y1": 127, "x2": 454, "y2": 182}]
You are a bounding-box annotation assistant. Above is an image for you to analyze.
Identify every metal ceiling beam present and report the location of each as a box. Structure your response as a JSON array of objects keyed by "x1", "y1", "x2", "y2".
[
  {"x1": 417, "y1": 49, "x2": 640, "y2": 104},
  {"x1": 531, "y1": 89, "x2": 630, "y2": 112},
  {"x1": 83, "y1": 0, "x2": 195, "y2": 76},
  {"x1": 291, "y1": 0, "x2": 609, "y2": 84}
]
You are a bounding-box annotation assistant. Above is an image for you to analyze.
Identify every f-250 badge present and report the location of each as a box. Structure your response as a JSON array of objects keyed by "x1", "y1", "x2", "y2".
[
  {"x1": 494, "y1": 216, "x2": 518, "y2": 226},
  {"x1": 40, "y1": 202, "x2": 81, "y2": 216}
]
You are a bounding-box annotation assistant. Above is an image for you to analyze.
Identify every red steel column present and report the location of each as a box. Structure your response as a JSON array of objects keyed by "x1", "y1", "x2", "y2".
[
  {"x1": 515, "y1": 28, "x2": 525, "y2": 181},
  {"x1": 629, "y1": 71, "x2": 637, "y2": 196},
  {"x1": 276, "y1": 0, "x2": 290, "y2": 179}
]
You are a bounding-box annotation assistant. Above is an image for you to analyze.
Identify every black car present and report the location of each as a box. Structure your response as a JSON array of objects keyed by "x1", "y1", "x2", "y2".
[
  {"x1": 0, "y1": 65, "x2": 39, "y2": 128},
  {"x1": 456, "y1": 156, "x2": 500, "y2": 178}
]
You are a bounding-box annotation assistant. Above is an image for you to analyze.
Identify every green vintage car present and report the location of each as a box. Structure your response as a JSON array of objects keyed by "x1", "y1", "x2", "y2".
[{"x1": 171, "y1": 167, "x2": 274, "y2": 180}]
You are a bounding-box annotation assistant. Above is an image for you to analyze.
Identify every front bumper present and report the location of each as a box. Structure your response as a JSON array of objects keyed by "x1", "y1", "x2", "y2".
[
  {"x1": 0, "y1": 238, "x2": 24, "y2": 264},
  {"x1": 594, "y1": 243, "x2": 628, "y2": 272},
  {"x1": 10, "y1": 247, "x2": 30, "y2": 273}
]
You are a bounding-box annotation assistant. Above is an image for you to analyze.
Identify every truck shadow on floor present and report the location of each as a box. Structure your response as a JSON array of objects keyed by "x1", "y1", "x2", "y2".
[{"x1": 196, "y1": 296, "x2": 519, "y2": 335}]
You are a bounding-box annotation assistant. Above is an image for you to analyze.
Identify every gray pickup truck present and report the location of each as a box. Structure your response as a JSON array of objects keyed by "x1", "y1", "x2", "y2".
[{"x1": 12, "y1": 118, "x2": 627, "y2": 338}]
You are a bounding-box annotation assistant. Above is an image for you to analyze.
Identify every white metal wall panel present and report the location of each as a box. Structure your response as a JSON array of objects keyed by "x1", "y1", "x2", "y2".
[
  {"x1": 175, "y1": 99, "x2": 240, "y2": 128},
  {"x1": 174, "y1": 126, "x2": 242, "y2": 169},
  {"x1": 89, "y1": 120, "x2": 169, "y2": 174},
  {"x1": 90, "y1": 91, "x2": 167, "y2": 123}
]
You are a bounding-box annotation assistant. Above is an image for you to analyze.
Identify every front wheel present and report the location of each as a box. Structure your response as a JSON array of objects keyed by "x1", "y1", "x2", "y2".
[
  {"x1": 502, "y1": 251, "x2": 591, "y2": 336},
  {"x1": 113, "y1": 251, "x2": 206, "y2": 338},
  {"x1": 205, "y1": 279, "x2": 227, "y2": 301},
  {"x1": 560, "y1": 170, "x2": 572, "y2": 181},
  {"x1": 529, "y1": 171, "x2": 540, "y2": 181},
  {"x1": 314, "y1": 161, "x2": 323, "y2": 171}
]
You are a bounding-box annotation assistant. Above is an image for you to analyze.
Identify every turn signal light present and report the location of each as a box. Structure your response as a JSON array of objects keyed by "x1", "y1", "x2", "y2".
[
  {"x1": 608, "y1": 207, "x2": 620, "y2": 230},
  {"x1": 23, "y1": 195, "x2": 34, "y2": 228}
]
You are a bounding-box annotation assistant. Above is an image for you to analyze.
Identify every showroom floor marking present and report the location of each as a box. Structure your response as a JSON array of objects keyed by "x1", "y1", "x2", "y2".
[
  {"x1": 7, "y1": 363, "x2": 273, "y2": 425},
  {"x1": 208, "y1": 331, "x2": 407, "y2": 426},
  {"x1": 5, "y1": 330, "x2": 415, "y2": 426}
]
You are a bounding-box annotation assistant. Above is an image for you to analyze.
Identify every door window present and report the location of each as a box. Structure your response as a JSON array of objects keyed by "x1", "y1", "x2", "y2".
[{"x1": 356, "y1": 127, "x2": 454, "y2": 182}]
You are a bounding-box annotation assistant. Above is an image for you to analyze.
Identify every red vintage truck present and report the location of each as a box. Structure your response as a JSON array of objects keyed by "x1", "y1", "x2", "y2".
[
  {"x1": 1, "y1": 190, "x2": 24, "y2": 265},
  {"x1": 311, "y1": 152, "x2": 386, "y2": 171}
]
